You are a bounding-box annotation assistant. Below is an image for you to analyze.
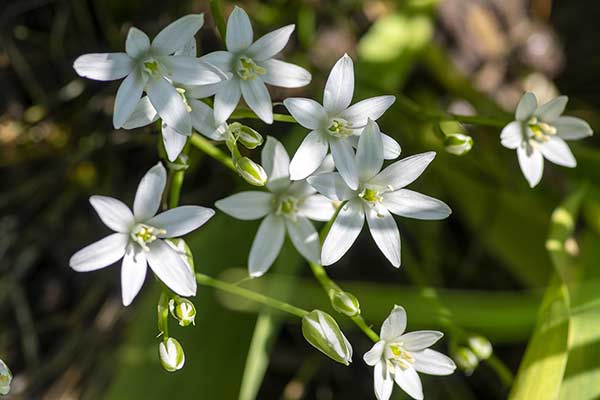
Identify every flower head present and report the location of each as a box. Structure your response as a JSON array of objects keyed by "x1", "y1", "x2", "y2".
[
  {"x1": 500, "y1": 92, "x2": 593, "y2": 187},
  {"x1": 73, "y1": 15, "x2": 224, "y2": 132},
  {"x1": 364, "y1": 305, "x2": 456, "y2": 400},
  {"x1": 69, "y1": 163, "x2": 215, "y2": 305},
  {"x1": 308, "y1": 119, "x2": 450, "y2": 267},
  {"x1": 159, "y1": 337, "x2": 185, "y2": 372},
  {"x1": 284, "y1": 54, "x2": 400, "y2": 190},
  {"x1": 215, "y1": 137, "x2": 336, "y2": 277},
  {"x1": 202, "y1": 6, "x2": 312, "y2": 125}
]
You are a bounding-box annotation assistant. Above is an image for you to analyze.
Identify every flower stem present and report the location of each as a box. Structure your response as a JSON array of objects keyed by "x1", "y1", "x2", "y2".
[
  {"x1": 209, "y1": 0, "x2": 227, "y2": 40},
  {"x1": 189, "y1": 133, "x2": 236, "y2": 171},
  {"x1": 230, "y1": 109, "x2": 297, "y2": 123},
  {"x1": 485, "y1": 354, "x2": 515, "y2": 387},
  {"x1": 196, "y1": 273, "x2": 309, "y2": 318},
  {"x1": 168, "y1": 168, "x2": 185, "y2": 209}
]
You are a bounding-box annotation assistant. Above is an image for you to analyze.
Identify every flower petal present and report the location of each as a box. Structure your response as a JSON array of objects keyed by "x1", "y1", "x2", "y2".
[
  {"x1": 260, "y1": 136, "x2": 290, "y2": 192},
  {"x1": 260, "y1": 59, "x2": 311, "y2": 88},
  {"x1": 289, "y1": 131, "x2": 329, "y2": 180},
  {"x1": 283, "y1": 98, "x2": 327, "y2": 130},
  {"x1": 534, "y1": 95, "x2": 568, "y2": 123},
  {"x1": 122, "y1": 96, "x2": 159, "y2": 129},
  {"x1": 380, "y1": 305, "x2": 407, "y2": 340},
  {"x1": 226, "y1": 6, "x2": 253, "y2": 52},
  {"x1": 382, "y1": 189, "x2": 451, "y2": 220},
  {"x1": 174, "y1": 38, "x2": 197, "y2": 57},
  {"x1": 161, "y1": 56, "x2": 224, "y2": 85},
  {"x1": 121, "y1": 245, "x2": 148, "y2": 306},
  {"x1": 393, "y1": 366, "x2": 423, "y2": 400},
  {"x1": 298, "y1": 194, "x2": 336, "y2": 222},
  {"x1": 539, "y1": 136, "x2": 576, "y2": 167},
  {"x1": 515, "y1": 92, "x2": 537, "y2": 121},
  {"x1": 363, "y1": 341, "x2": 385, "y2": 366},
  {"x1": 241, "y1": 78, "x2": 273, "y2": 124},
  {"x1": 500, "y1": 121, "x2": 524, "y2": 149},
  {"x1": 162, "y1": 123, "x2": 188, "y2": 161},
  {"x1": 146, "y1": 77, "x2": 191, "y2": 135},
  {"x1": 321, "y1": 199, "x2": 364, "y2": 266},
  {"x1": 517, "y1": 145, "x2": 544, "y2": 188},
  {"x1": 214, "y1": 78, "x2": 242, "y2": 124},
  {"x1": 307, "y1": 172, "x2": 354, "y2": 202},
  {"x1": 125, "y1": 27, "x2": 150, "y2": 58},
  {"x1": 215, "y1": 191, "x2": 274, "y2": 220},
  {"x1": 412, "y1": 349, "x2": 456, "y2": 376},
  {"x1": 399, "y1": 331, "x2": 443, "y2": 351},
  {"x1": 247, "y1": 24, "x2": 294, "y2": 61},
  {"x1": 147, "y1": 239, "x2": 196, "y2": 296},
  {"x1": 371, "y1": 152, "x2": 435, "y2": 191},
  {"x1": 133, "y1": 162, "x2": 167, "y2": 221},
  {"x1": 199, "y1": 51, "x2": 234, "y2": 72},
  {"x1": 340, "y1": 95, "x2": 395, "y2": 126},
  {"x1": 186, "y1": 82, "x2": 222, "y2": 99},
  {"x1": 113, "y1": 70, "x2": 146, "y2": 129},
  {"x1": 323, "y1": 54, "x2": 354, "y2": 114},
  {"x1": 381, "y1": 133, "x2": 401, "y2": 160},
  {"x1": 285, "y1": 217, "x2": 320, "y2": 264},
  {"x1": 89, "y1": 195, "x2": 134, "y2": 233},
  {"x1": 365, "y1": 206, "x2": 401, "y2": 268},
  {"x1": 356, "y1": 119, "x2": 384, "y2": 181},
  {"x1": 330, "y1": 138, "x2": 359, "y2": 190},
  {"x1": 152, "y1": 14, "x2": 205, "y2": 55},
  {"x1": 189, "y1": 99, "x2": 222, "y2": 139},
  {"x1": 69, "y1": 233, "x2": 129, "y2": 272},
  {"x1": 73, "y1": 53, "x2": 132, "y2": 81},
  {"x1": 554, "y1": 116, "x2": 593, "y2": 140},
  {"x1": 374, "y1": 361, "x2": 393, "y2": 400},
  {"x1": 148, "y1": 206, "x2": 215, "y2": 238},
  {"x1": 248, "y1": 214, "x2": 285, "y2": 277}
]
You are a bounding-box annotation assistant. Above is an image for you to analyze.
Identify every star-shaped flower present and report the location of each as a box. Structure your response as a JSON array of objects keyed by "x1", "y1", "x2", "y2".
[
  {"x1": 215, "y1": 137, "x2": 335, "y2": 277},
  {"x1": 500, "y1": 92, "x2": 593, "y2": 187},
  {"x1": 69, "y1": 163, "x2": 214, "y2": 305},
  {"x1": 73, "y1": 14, "x2": 224, "y2": 132},
  {"x1": 284, "y1": 54, "x2": 400, "y2": 190},
  {"x1": 201, "y1": 6, "x2": 312, "y2": 125},
  {"x1": 364, "y1": 305, "x2": 456, "y2": 400},
  {"x1": 308, "y1": 119, "x2": 450, "y2": 267}
]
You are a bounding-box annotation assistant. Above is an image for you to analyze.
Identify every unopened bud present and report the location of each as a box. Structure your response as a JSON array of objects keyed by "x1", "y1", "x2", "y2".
[
  {"x1": 468, "y1": 335, "x2": 492, "y2": 360},
  {"x1": 169, "y1": 297, "x2": 196, "y2": 327},
  {"x1": 236, "y1": 157, "x2": 267, "y2": 186},
  {"x1": 0, "y1": 359, "x2": 11, "y2": 395},
  {"x1": 444, "y1": 133, "x2": 473, "y2": 156},
  {"x1": 159, "y1": 337, "x2": 185, "y2": 372},
  {"x1": 452, "y1": 347, "x2": 479, "y2": 375},
  {"x1": 302, "y1": 310, "x2": 353, "y2": 365},
  {"x1": 229, "y1": 122, "x2": 263, "y2": 149},
  {"x1": 330, "y1": 290, "x2": 361, "y2": 317}
]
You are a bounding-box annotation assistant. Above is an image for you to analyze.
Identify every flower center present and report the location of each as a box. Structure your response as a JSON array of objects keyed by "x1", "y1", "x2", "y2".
[
  {"x1": 359, "y1": 187, "x2": 382, "y2": 203},
  {"x1": 386, "y1": 342, "x2": 415, "y2": 371},
  {"x1": 275, "y1": 196, "x2": 299, "y2": 221},
  {"x1": 527, "y1": 116, "x2": 557, "y2": 143},
  {"x1": 143, "y1": 59, "x2": 161, "y2": 76},
  {"x1": 130, "y1": 224, "x2": 166, "y2": 251},
  {"x1": 236, "y1": 56, "x2": 266, "y2": 81},
  {"x1": 176, "y1": 87, "x2": 192, "y2": 113},
  {"x1": 326, "y1": 118, "x2": 353, "y2": 138}
]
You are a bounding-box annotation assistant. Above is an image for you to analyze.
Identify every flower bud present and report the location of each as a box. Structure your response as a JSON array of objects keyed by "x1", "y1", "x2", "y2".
[
  {"x1": 329, "y1": 289, "x2": 361, "y2": 317},
  {"x1": 0, "y1": 359, "x2": 11, "y2": 395},
  {"x1": 235, "y1": 157, "x2": 267, "y2": 186},
  {"x1": 229, "y1": 122, "x2": 263, "y2": 149},
  {"x1": 444, "y1": 133, "x2": 473, "y2": 156},
  {"x1": 452, "y1": 347, "x2": 479, "y2": 375},
  {"x1": 159, "y1": 337, "x2": 185, "y2": 372},
  {"x1": 301, "y1": 310, "x2": 353, "y2": 365},
  {"x1": 169, "y1": 297, "x2": 196, "y2": 327},
  {"x1": 468, "y1": 335, "x2": 493, "y2": 360}
]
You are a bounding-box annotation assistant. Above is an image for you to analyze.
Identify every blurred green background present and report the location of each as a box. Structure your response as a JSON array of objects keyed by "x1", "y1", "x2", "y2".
[{"x1": 1, "y1": 0, "x2": 599, "y2": 399}]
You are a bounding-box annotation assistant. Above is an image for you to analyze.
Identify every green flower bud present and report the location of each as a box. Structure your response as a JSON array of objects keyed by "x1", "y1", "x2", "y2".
[
  {"x1": 235, "y1": 157, "x2": 267, "y2": 186},
  {"x1": 444, "y1": 133, "x2": 473, "y2": 156},
  {"x1": 169, "y1": 297, "x2": 196, "y2": 327},
  {"x1": 159, "y1": 337, "x2": 185, "y2": 372},
  {"x1": 452, "y1": 347, "x2": 479, "y2": 375},
  {"x1": 468, "y1": 335, "x2": 493, "y2": 360},
  {"x1": 301, "y1": 310, "x2": 353, "y2": 365},
  {"x1": 0, "y1": 359, "x2": 12, "y2": 396},
  {"x1": 229, "y1": 122, "x2": 263, "y2": 149},
  {"x1": 329, "y1": 289, "x2": 361, "y2": 317}
]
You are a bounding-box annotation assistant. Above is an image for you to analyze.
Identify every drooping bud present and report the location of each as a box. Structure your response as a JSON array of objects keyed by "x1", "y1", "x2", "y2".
[
  {"x1": 0, "y1": 359, "x2": 11, "y2": 395},
  {"x1": 301, "y1": 310, "x2": 353, "y2": 365},
  {"x1": 329, "y1": 289, "x2": 361, "y2": 317},
  {"x1": 169, "y1": 297, "x2": 197, "y2": 327},
  {"x1": 452, "y1": 347, "x2": 479, "y2": 375},
  {"x1": 229, "y1": 122, "x2": 263, "y2": 149},
  {"x1": 235, "y1": 157, "x2": 267, "y2": 186},
  {"x1": 468, "y1": 335, "x2": 493, "y2": 360},
  {"x1": 444, "y1": 133, "x2": 473, "y2": 156},
  {"x1": 159, "y1": 337, "x2": 185, "y2": 372}
]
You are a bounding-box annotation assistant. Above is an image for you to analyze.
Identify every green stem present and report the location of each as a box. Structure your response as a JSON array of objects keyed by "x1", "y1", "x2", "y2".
[
  {"x1": 231, "y1": 109, "x2": 297, "y2": 123},
  {"x1": 209, "y1": 0, "x2": 227, "y2": 40},
  {"x1": 196, "y1": 273, "x2": 309, "y2": 318},
  {"x1": 189, "y1": 133, "x2": 236, "y2": 171},
  {"x1": 168, "y1": 168, "x2": 185, "y2": 209},
  {"x1": 485, "y1": 354, "x2": 515, "y2": 387}
]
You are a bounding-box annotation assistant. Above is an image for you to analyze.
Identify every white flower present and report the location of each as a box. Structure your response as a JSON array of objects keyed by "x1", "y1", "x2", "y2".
[
  {"x1": 500, "y1": 92, "x2": 593, "y2": 187},
  {"x1": 69, "y1": 163, "x2": 214, "y2": 305},
  {"x1": 215, "y1": 137, "x2": 336, "y2": 277},
  {"x1": 308, "y1": 119, "x2": 450, "y2": 267},
  {"x1": 201, "y1": 6, "x2": 312, "y2": 125},
  {"x1": 284, "y1": 54, "x2": 400, "y2": 190},
  {"x1": 363, "y1": 305, "x2": 456, "y2": 400},
  {"x1": 73, "y1": 14, "x2": 224, "y2": 132},
  {"x1": 159, "y1": 337, "x2": 185, "y2": 372}
]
